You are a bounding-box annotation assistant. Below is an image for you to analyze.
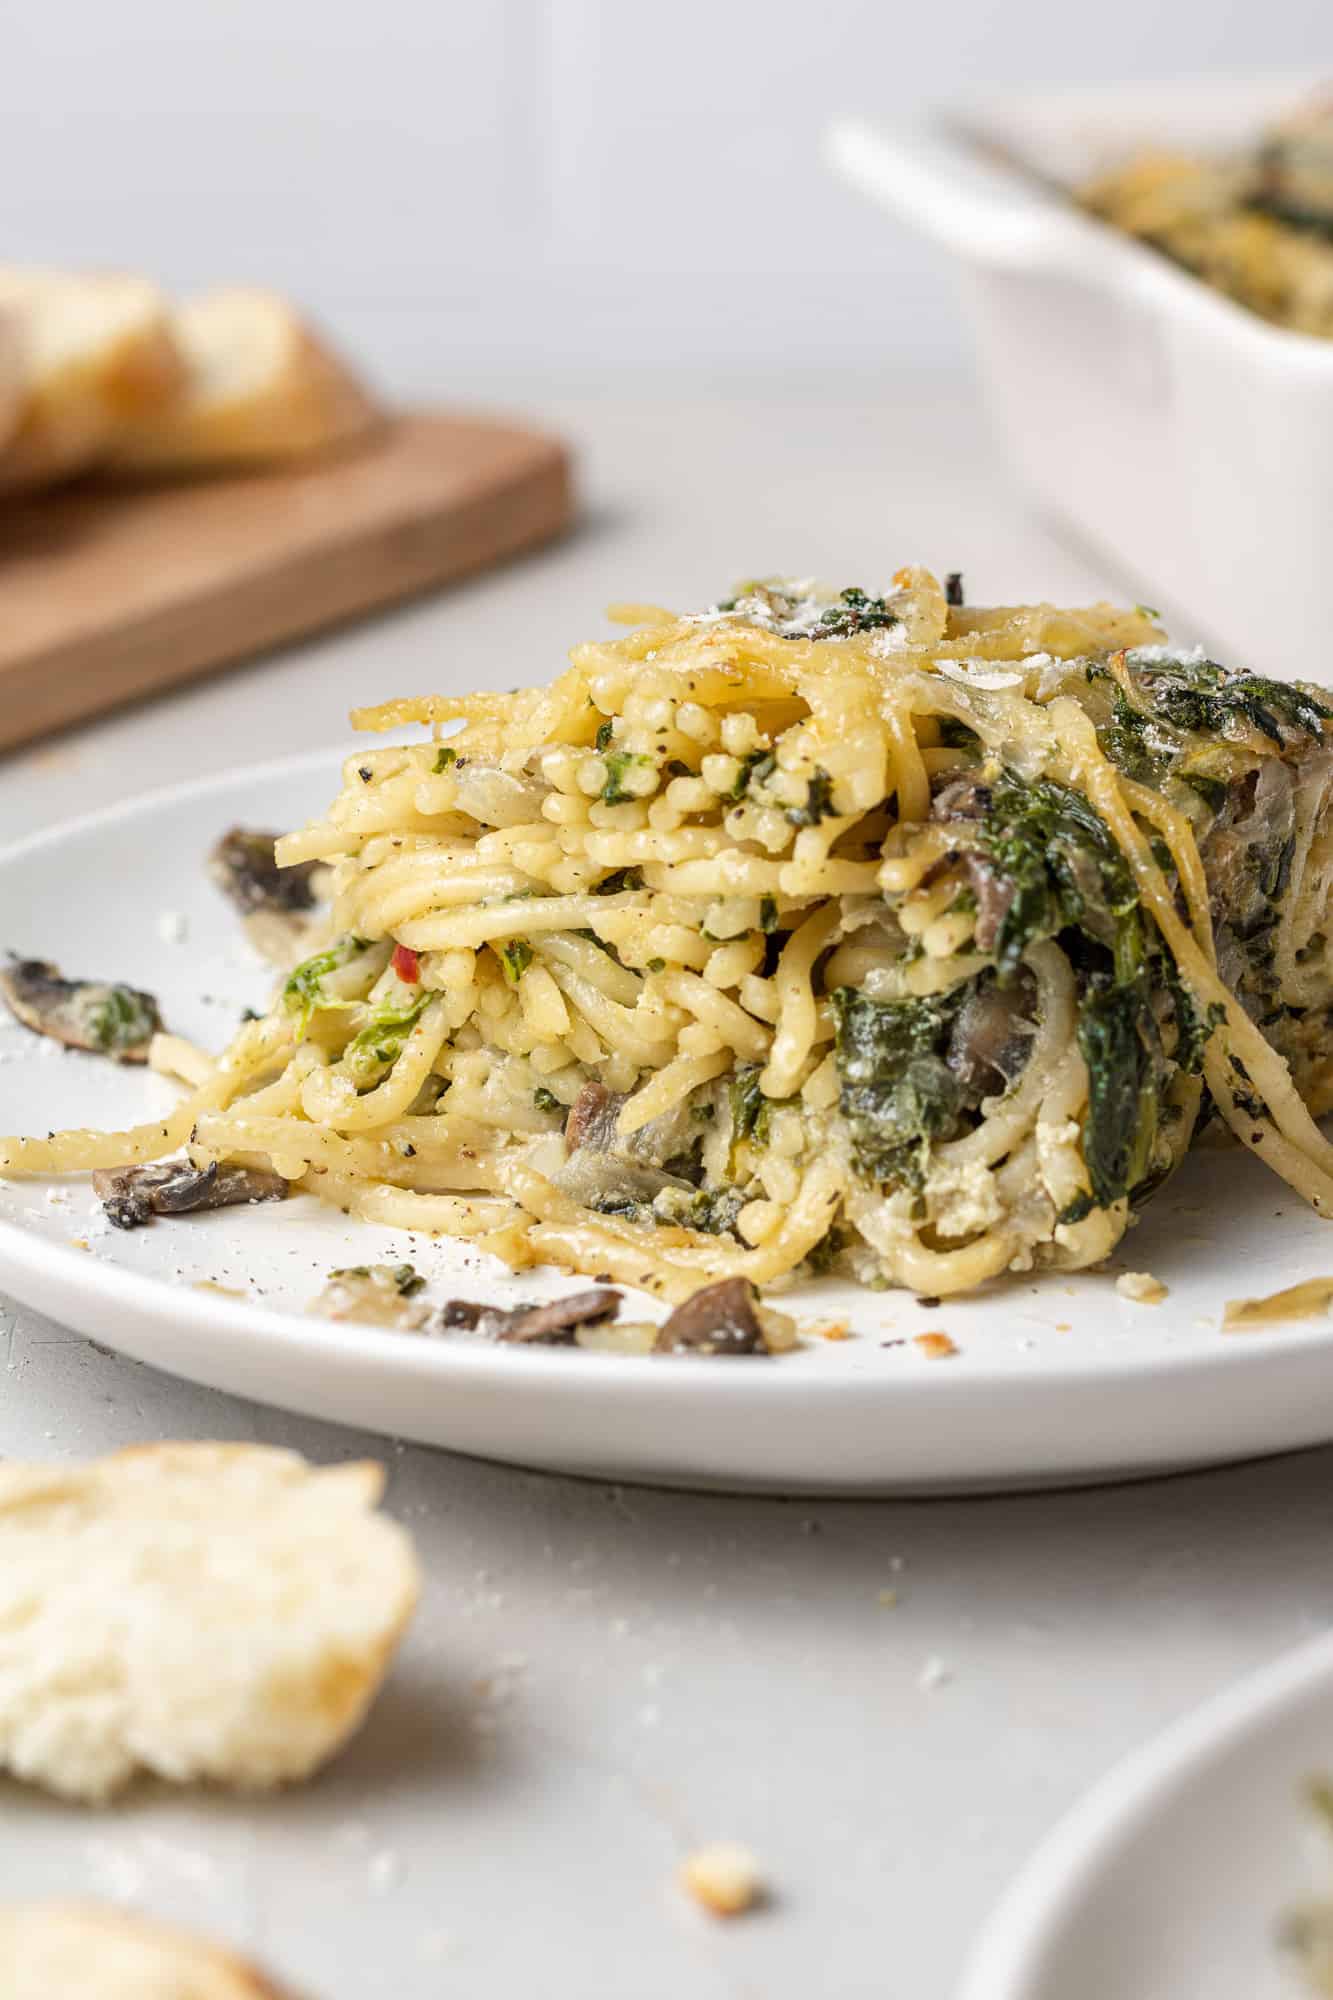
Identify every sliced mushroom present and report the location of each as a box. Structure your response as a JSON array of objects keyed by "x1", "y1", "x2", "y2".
[
  {"x1": 553, "y1": 1146, "x2": 696, "y2": 1218},
  {"x1": 946, "y1": 971, "x2": 1037, "y2": 1099},
  {"x1": 208, "y1": 827, "x2": 328, "y2": 969},
  {"x1": 654, "y1": 1277, "x2": 769, "y2": 1357},
  {"x1": 930, "y1": 777, "x2": 992, "y2": 823},
  {"x1": 960, "y1": 853, "x2": 1015, "y2": 952},
  {"x1": 209, "y1": 828, "x2": 322, "y2": 915},
  {"x1": 439, "y1": 1287, "x2": 622, "y2": 1345},
  {"x1": 1, "y1": 958, "x2": 160, "y2": 1062},
  {"x1": 310, "y1": 1263, "x2": 430, "y2": 1330},
  {"x1": 92, "y1": 1159, "x2": 288, "y2": 1230},
  {"x1": 556, "y1": 1088, "x2": 696, "y2": 1176},
  {"x1": 564, "y1": 1081, "x2": 627, "y2": 1153}
]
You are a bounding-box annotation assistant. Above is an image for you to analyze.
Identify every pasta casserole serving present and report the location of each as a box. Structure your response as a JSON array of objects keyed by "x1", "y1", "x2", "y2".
[
  {"x1": 1080, "y1": 93, "x2": 1333, "y2": 337},
  {"x1": 4, "y1": 567, "x2": 1333, "y2": 1309}
]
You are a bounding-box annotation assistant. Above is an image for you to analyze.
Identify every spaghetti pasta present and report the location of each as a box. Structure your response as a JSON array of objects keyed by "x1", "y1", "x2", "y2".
[{"x1": 4, "y1": 568, "x2": 1333, "y2": 1305}]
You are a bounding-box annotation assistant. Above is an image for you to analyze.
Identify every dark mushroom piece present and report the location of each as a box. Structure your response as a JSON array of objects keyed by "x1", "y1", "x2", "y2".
[
  {"x1": 92, "y1": 1159, "x2": 287, "y2": 1230},
  {"x1": 1, "y1": 957, "x2": 161, "y2": 1063},
  {"x1": 654, "y1": 1277, "x2": 769, "y2": 1357},
  {"x1": 439, "y1": 1287, "x2": 622, "y2": 1345},
  {"x1": 208, "y1": 827, "x2": 327, "y2": 969}
]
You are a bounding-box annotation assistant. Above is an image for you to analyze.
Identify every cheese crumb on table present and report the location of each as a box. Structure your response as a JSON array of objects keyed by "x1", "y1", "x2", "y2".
[
  {"x1": 914, "y1": 1332, "x2": 958, "y2": 1358},
  {"x1": 1116, "y1": 1271, "x2": 1168, "y2": 1304},
  {"x1": 680, "y1": 1842, "x2": 764, "y2": 1917}
]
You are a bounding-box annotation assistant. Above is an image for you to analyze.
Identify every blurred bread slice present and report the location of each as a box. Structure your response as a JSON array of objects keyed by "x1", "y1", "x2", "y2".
[
  {"x1": 114, "y1": 288, "x2": 383, "y2": 471},
  {"x1": 0, "y1": 1442, "x2": 419, "y2": 1802},
  {"x1": 0, "y1": 1902, "x2": 295, "y2": 2000},
  {"x1": 0, "y1": 269, "x2": 185, "y2": 492},
  {"x1": 0, "y1": 308, "x2": 22, "y2": 450}
]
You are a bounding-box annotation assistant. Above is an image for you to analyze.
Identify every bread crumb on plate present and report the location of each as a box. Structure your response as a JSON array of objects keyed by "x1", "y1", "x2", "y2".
[
  {"x1": 679, "y1": 1842, "x2": 764, "y2": 1917},
  {"x1": 0, "y1": 1900, "x2": 296, "y2": 1998},
  {"x1": 0, "y1": 1443, "x2": 419, "y2": 1802},
  {"x1": 1115, "y1": 1271, "x2": 1168, "y2": 1304},
  {"x1": 914, "y1": 1332, "x2": 957, "y2": 1358}
]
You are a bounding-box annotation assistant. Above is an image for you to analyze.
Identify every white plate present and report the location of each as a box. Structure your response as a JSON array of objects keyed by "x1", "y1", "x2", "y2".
[
  {"x1": 2, "y1": 751, "x2": 1333, "y2": 1494},
  {"x1": 959, "y1": 1630, "x2": 1333, "y2": 2000}
]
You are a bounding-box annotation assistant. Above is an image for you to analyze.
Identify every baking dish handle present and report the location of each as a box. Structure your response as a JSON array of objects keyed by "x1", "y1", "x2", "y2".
[{"x1": 825, "y1": 116, "x2": 1091, "y2": 271}]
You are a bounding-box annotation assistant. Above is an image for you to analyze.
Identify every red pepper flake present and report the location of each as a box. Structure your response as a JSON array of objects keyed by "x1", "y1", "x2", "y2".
[{"x1": 392, "y1": 944, "x2": 421, "y2": 984}]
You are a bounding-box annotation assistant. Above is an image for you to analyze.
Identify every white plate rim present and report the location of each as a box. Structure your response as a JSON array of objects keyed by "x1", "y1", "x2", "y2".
[{"x1": 956, "y1": 1627, "x2": 1333, "y2": 2000}]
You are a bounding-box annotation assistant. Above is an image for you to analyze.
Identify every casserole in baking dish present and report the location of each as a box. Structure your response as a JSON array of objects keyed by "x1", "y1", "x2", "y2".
[{"x1": 828, "y1": 78, "x2": 1333, "y2": 685}]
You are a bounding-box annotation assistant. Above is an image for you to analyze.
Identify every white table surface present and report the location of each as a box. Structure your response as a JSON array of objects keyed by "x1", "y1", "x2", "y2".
[{"x1": 1, "y1": 379, "x2": 1330, "y2": 2000}]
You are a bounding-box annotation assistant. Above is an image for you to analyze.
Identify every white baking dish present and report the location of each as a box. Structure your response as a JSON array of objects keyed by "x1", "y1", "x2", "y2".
[{"x1": 827, "y1": 77, "x2": 1331, "y2": 684}]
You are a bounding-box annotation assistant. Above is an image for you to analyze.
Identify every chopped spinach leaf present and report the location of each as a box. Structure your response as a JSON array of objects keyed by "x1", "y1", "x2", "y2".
[
  {"x1": 726, "y1": 748, "x2": 777, "y2": 801},
  {"x1": 805, "y1": 1223, "x2": 850, "y2": 1273},
  {"x1": 1167, "y1": 968, "x2": 1226, "y2": 1075},
  {"x1": 601, "y1": 750, "x2": 656, "y2": 804},
  {"x1": 759, "y1": 896, "x2": 780, "y2": 934},
  {"x1": 533, "y1": 1086, "x2": 562, "y2": 1115},
  {"x1": 432, "y1": 746, "x2": 457, "y2": 773},
  {"x1": 978, "y1": 769, "x2": 1138, "y2": 977},
  {"x1": 1076, "y1": 981, "x2": 1159, "y2": 1206},
  {"x1": 729, "y1": 1064, "x2": 773, "y2": 1149},
  {"x1": 344, "y1": 991, "x2": 430, "y2": 1084},
  {"x1": 657, "y1": 1184, "x2": 747, "y2": 1236},
  {"x1": 497, "y1": 939, "x2": 534, "y2": 985},
  {"x1": 595, "y1": 867, "x2": 645, "y2": 895},
  {"x1": 282, "y1": 935, "x2": 372, "y2": 1034},
  {"x1": 785, "y1": 767, "x2": 836, "y2": 828},
  {"x1": 1083, "y1": 662, "x2": 1173, "y2": 784},
  {"x1": 800, "y1": 587, "x2": 902, "y2": 641},
  {"x1": 1131, "y1": 654, "x2": 1331, "y2": 746},
  {"x1": 85, "y1": 985, "x2": 160, "y2": 1054},
  {"x1": 937, "y1": 716, "x2": 981, "y2": 752},
  {"x1": 829, "y1": 986, "x2": 965, "y2": 1184},
  {"x1": 574, "y1": 928, "x2": 624, "y2": 965}
]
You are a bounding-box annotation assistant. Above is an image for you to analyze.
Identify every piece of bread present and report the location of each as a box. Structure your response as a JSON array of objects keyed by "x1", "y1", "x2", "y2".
[
  {"x1": 113, "y1": 288, "x2": 382, "y2": 471},
  {"x1": 0, "y1": 1443, "x2": 419, "y2": 1802},
  {"x1": 0, "y1": 1902, "x2": 294, "y2": 2000},
  {"x1": 0, "y1": 307, "x2": 22, "y2": 451},
  {"x1": 0, "y1": 269, "x2": 186, "y2": 492}
]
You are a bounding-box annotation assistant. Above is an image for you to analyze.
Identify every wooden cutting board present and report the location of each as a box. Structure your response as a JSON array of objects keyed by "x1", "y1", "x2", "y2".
[{"x1": 0, "y1": 410, "x2": 573, "y2": 754}]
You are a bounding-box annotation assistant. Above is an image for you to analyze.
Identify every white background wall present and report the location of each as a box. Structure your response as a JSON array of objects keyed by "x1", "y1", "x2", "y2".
[{"x1": 5, "y1": 1, "x2": 1333, "y2": 395}]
